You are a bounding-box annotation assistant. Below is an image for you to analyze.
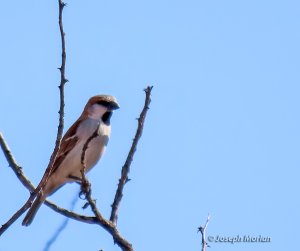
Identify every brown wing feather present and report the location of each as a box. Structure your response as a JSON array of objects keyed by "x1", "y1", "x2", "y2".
[{"x1": 50, "y1": 118, "x2": 82, "y2": 174}]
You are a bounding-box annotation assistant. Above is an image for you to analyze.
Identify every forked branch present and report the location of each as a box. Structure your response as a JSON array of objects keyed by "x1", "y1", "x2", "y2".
[
  {"x1": 0, "y1": 2, "x2": 153, "y2": 251},
  {"x1": 0, "y1": 86, "x2": 152, "y2": 251},
  {"x1": 198, "y1": 214, "x2": 211, "y2": 251},
  {"x1": 79, "y1": 128, "x2": 133, "y2": 251}
]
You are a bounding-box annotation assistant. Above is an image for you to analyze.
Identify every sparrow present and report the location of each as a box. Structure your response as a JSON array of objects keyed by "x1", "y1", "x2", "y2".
[{"x1": 22, "y1": 95, "x2": 119, "y2": 226}]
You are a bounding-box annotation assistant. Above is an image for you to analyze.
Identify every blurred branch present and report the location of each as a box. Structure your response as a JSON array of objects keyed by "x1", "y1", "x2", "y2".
[
  {"x1": 110, "y1": 86, "x2": 153, "y2": 224},
  {"x1": 43, "y1": 193, "x2": 78, "y2": 251},
  {"x1": 198, "y1": 214, "x2": 211, "y2": 251}
]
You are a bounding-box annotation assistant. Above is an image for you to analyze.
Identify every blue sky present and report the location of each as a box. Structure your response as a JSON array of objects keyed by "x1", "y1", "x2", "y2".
[{"x1": 0, "y1": 0, "x2": 299, "y2": 250}]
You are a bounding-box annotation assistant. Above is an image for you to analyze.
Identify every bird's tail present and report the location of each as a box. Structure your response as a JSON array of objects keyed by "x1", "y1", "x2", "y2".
[{"x1": 22, "y1": 194, "x2": 44, "y2": 226}]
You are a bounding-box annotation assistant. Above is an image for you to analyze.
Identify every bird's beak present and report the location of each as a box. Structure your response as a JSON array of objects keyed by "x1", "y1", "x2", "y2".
[{"x1": 109, "y1": 101, "x2": 120, "y2": 110}]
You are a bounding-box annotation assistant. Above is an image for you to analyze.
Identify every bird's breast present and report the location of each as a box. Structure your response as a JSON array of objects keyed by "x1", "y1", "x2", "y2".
[
  {"x1": 77, "y1": 118, "x2": 111, "y2": 169},
  {"x1": 42, "y1": 118, "x2": 112, "y2": 195},
  {"x1": 77, "y1": 118, "x2": 111, "y2": 139},
  {"x1": 59, "y1": 119, "x2": 110, "y2": 179}
]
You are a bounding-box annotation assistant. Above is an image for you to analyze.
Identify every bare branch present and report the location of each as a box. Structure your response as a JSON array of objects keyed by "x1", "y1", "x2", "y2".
[
  {"x1": 0, "y1": 132, "x2": 36, "y2": 235},
  {"x1": 56, "y1": 0, "x2": 68, "y2": 165},
  {"x1": 0, "y1": 202, "x2": 31, "y2": 236},
  {"x1": 110, "y1": 86, "x2": 153, "y2": 224},
  {"x1": 0, "y1": 132, "x2": 35, "y2": 191},
  {"x1": 80, "y1": 128, "x2": 133, "y2": 251},
  {"x1": 44, "y1": 200, "x2": 97, "y2": 224},
  {"x1": 198, "y1": 214, "x2": 211, "y2": 251},
  {"x1": 1, "y1": 84, "x2": 153, "y2": 250},
  {"x1": 0, "y1": 132, "x2": 133, "y2": 249},
  {"x1": 0, "y1": 132, "x2": 96, "y2": 236},
  {"x1": 85, "y1": 187, "x2": 133, "y2": 251},
  {"x1": 0, "y1": 0, "x2": 68, "y2": 234},
  {"x1": 1, "y1": 1, "x2": 152, "y2": 249},
  {"x1": 58, "y1": 0, "x2": 68, "y2": 87},
  {"x1": 31, "y1": 0, "x2": 68, "y2": 200}
]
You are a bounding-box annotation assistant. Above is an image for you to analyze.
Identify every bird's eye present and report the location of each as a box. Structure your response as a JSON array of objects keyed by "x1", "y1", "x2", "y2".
[{"x1": 97, "y1": 100, "x2": 110, "y2": 107}]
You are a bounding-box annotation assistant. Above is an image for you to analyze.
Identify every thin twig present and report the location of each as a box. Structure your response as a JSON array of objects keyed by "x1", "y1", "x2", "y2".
[
  {"x1": 198, "y1": 214, "x2": 211, "y2": 251},
  {"x1": 79, "y1": 128, "x2": 99, "y2": 198},
  {"x1": 44, "y1": 200, "x2": 97, "y2": 224},
  {"x1": 85, "y1": 184, "x2": 133, "y2": 251},
  {"x1": 57, "y1": 0, "x2": 68, "y2": 147},
  {"x1": 0, "y1": 0, "x2": 68, "y2": 235},
  {"x1": 31, "y1": 0, "x2": 68, "y2": 200},
  {"x1": 0, "y1": 133, "x2": 36, "y2": 235},
  {"x1": 80, "y1": 128, "x2": 133, "y2": 251},
  {"x1": 0, "y1": 202, "x2": 31, "y2": 236},
  {"x1": 0, "y1": 132, "x2": 35, "y2": 191},
  {"x1": 110, "y1": 86, "x2": 153, "y2": 224}
]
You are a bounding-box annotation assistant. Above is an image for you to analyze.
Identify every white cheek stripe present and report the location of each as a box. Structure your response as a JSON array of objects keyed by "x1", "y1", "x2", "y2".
[{"x1": 88, "y1": 104, "x2": 107, "y2": 120}]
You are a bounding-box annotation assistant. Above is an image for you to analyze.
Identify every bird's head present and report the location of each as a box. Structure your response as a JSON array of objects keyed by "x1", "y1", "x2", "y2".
[{"x1": 83, "y1": 95, "x2": 120, "y2": 125}]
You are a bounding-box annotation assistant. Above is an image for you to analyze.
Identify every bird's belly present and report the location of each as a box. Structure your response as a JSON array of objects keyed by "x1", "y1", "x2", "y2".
[
  {"x1": 70, "y1": 136, "x2": 108, "y2": 178},
  {"x1": 56, "y1": 135, "x2": 108, "y2": 182},
  {"x1": 83, "y1": 135, "x2": 108, "y2": 171},
  {"x1": 43, "y1": 118, "x2": 111, "y2": 196}
]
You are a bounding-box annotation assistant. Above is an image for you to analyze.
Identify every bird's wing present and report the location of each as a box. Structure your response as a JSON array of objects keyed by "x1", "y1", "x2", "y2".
[{"x1": 50, "y1": 118, "x2": 82, "y2": 174}]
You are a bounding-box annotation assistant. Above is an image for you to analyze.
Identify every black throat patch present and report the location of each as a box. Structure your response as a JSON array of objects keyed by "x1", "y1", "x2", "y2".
[{"x1": 102, "y1": 111, "x2": 112, "y2": 125}]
